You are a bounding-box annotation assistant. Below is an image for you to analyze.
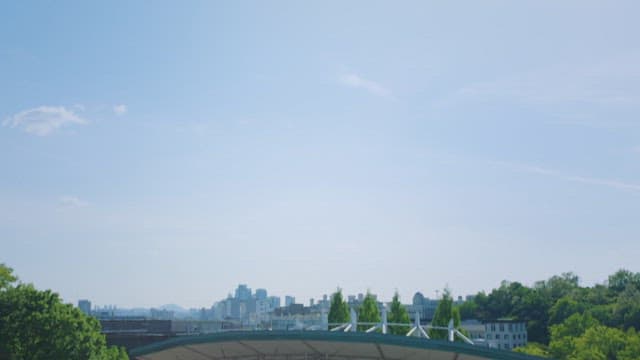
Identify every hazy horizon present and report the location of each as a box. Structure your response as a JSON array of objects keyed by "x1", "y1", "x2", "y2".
[{"x1": 2, "y1": 1, "x2": 639, "y2": 309}]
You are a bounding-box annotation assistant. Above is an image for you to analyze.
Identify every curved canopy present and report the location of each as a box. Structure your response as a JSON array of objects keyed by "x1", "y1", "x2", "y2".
[{"x1": 129, "y1": 331, "x2": 543, "y2": 360}]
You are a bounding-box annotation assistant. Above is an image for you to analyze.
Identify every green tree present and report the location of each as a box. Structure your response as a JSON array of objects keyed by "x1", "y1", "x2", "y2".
[
  {"x1": 0, "y1": 264, "x2": 17, "y2": 290},
  {"x1": 513, "y1": 342, "x2": 550, "y2": 358},
  {"x1": 429, "y1": 289, "x2": 453, "y2": 339},
  {"x1": 549, "y1": 312, "x2": 600, "y2": 359},
  {"x1": 328, "y1": 288, "x2": 349, "y2": 325},
  {"x1": 457, "y1": 298, "x2": 477, "y2": 320},
  {"x1": 612, "y1": 284, "x2": 640, "y2": 330},
  {"x1": 571, "y1": 325, "x2": 626, "y2": 360},
  {"x1": 0, "y1": 276, "x2": 127, "y2": 359},
  {"x1": 549, "y1": 296, "x2": 585, "y2": 326},
  {"x1": 387, "y1": 292, "x2": 409, "y2": 335},
  {"x1": 358, "y1": 292, "x2": 380, "y2": 331},
  {"x1": 618, "y1": 328, "x2": 640, "y2": 360},
  {"x1": 607, "y1": 269, "x2": 640, "y2": 294}
]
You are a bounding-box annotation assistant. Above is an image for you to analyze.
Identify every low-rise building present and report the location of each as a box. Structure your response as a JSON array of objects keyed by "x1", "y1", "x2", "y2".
[{"x1": 483, "y1": 319, "x2": 527, "y2": 350}]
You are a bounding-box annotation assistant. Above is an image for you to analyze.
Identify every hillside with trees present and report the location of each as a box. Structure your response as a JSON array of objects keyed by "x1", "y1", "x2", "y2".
[{"x1": 458, "y1": 269, "x2": 640, "y2": 359}]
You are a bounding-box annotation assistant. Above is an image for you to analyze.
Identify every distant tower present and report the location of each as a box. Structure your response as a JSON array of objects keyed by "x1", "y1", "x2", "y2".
[
  {"x1": 255, "y1": 288, "x2": 268, "y2": 300},
  {"x1": 285, "y1": 296, "x2": 295, "y2": 307},
  {"x1": 235, "y1": 284, "x2": 252, "y2": 301},
  {"x1": 268, "y1": 296, "x2": 281, "y2": 309},
  {"x1": 78, "y1": 299, "x2": 92, "y2": 315}
]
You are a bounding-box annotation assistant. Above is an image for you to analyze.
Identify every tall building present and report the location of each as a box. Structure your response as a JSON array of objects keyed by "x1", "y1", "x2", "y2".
[
  {"x1": 78, "y1": 299, "x2": 91, "y2": 315},
  {"x1": 235, "y1": 284, "x2": 252, "y2": 301},
  {"x1": 268, "y1": 296, "x2": 281, "y2": 309},
  {"x1": 285, "y1": 296, "x2": 295, "y2": 307},
  {"x1": 255, "y1": 288, "x2": 268, "y2": 300}
]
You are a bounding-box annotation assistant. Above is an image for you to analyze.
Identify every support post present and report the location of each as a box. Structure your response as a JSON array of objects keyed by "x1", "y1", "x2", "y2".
[
  {"x1": 381, "y1": 306, "x2": 388, "y2": 335},
  {"x1": 350, "y1": 308, "x2": 357, "y2": 332}
]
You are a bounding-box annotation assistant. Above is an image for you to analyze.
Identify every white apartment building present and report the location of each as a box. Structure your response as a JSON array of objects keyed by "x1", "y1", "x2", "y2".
[{"x1": 484, "y1": 319, "x2": 527, "y2": 350}]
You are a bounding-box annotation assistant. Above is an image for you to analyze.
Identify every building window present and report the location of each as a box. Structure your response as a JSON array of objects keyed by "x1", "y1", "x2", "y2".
[
  {"x1": 491, "y1": 324, "x2": 496, "y2": 331},
  {"x1": 513, "y1": 334, "x2": 516, "y2": 340},
  {"x1": 504, "y1": 334, "x2": 509, "y2": 340},
  {"x1": 508, "y1": 323, "x2": 512, "y2": 331},
  {"x1": 499, "y1": 324, "x2": 504, "y2": 332}
]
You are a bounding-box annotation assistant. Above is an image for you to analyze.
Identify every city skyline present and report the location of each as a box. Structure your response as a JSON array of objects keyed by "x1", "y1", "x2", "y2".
[
  {"x1": 77, "y1": 283, "x2": 446, "y2": 310},
  {"x1": 2, "y1": 1, "x2": 640, "y2": 309}
]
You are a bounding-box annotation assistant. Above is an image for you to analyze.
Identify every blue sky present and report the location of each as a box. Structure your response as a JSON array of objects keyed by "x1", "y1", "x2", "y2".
[{"x1": 1, "y1": 1, "x2": 639, "y2": 308}]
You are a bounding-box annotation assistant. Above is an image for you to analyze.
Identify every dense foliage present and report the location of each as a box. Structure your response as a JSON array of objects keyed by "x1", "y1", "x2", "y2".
[
  {"x1": 0, "y1": 264, "x2": 128, "y2": 360},
  {"x1": 387, "y1": 292, "x2": 410, "y2": 335},
  {"x1": 328, "y1": 288, "x2": 349, "y2": 325},
  {"x1": 459, "y1": 269, "x2": 640, "y2": 359},
  {"x1": 429, "y1": 289, "x2": 466, "y2": 340},
  {"x1": 358, "y1": 292, "x2": 381, "y2": 331}
]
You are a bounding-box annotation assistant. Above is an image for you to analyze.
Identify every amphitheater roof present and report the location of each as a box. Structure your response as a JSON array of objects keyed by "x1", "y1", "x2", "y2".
[{"x1": 129, "y1": 331, "x2": 543, "y2": 360}]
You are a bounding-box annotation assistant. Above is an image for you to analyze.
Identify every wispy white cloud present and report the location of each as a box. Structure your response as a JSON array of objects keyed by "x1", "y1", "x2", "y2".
[
  {"x1": 58, "y1": 196, "x2": 89, "y2": 209},
  {"x1": 340, "y1": 73, "x2": 392, "y2": 98},
  {"x1": 493, "y1": 161, "x2": 640, "y2": 193},
  {"x1": 3, "y1": 106, "x2": 86, "y2": 136},
  {"x1": 113, "y1": 104, "x2": 127, "y2": 116}
]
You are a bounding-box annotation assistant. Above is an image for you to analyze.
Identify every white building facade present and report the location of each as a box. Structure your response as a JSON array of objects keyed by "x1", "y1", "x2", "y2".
[{"x1": 484, "y1": 320, "x2": 527, "y2": 350}]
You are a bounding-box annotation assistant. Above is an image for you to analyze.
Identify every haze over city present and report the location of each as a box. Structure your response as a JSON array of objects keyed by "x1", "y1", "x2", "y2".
[{"x1": 1, "y1": 1, "x2": 639, "y2": 310}]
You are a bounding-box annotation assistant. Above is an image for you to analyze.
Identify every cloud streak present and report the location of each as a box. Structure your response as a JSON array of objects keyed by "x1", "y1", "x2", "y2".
[
  {"x1": 340, "y1": 73, "x2": 392, "y2": 98},
  {"x1": 58, "y1": 196, "x2": 89, "y2": 209},
  {"x1": 3, "y1": 106, "x2": 86, "y2": 136},
  {"x1": 113, "y1": 104, "x2": 127, "y2": 116},
  {"x1": 494, "y1": 161, "x2": 640, "y2": 193}
]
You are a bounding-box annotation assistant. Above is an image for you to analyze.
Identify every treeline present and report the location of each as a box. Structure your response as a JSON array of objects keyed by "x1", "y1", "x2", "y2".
[
  {"x1": 457, "y1": 269, "x2": 640, "y2": 358},
  {"x1": 328, "y1": 288, "x2": 466, "y2": 339}
]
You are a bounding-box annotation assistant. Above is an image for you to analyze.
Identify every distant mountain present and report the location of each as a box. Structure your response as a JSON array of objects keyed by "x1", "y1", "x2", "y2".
[{"x1": 158, "y1": 304, "x2": 187, "y2": 313}]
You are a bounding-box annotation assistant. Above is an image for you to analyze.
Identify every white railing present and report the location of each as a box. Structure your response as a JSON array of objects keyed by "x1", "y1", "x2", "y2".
[{"x1": 329, "y1": 308, "x2": 474, "y2": 345}]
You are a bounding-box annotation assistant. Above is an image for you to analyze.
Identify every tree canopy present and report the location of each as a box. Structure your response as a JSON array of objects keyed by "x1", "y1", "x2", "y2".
[
  {"x1": 387, "y1": 292, "x2": 410, "y2": 335},
  {"x1": 428, "y1": 289, "x2": 466, "y2": 340},
  {"x1": 358, "y1": 292, "x2": 380, "y2": 331},
  {"x1": 461, "y1": 268, "x2": 640, "y2": 359},
  {"x1": 0, "y1": 265, "x2": 128, "y2": 360},
  {"x1": 0, "y1": 264, "x2": 17, "y2": 290},
  {"x1": 328, "y1": 288, "x2": 349, "y2": 325}
]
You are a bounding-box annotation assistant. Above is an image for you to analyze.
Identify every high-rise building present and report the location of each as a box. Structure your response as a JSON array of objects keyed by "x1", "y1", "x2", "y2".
[
  {"x1": 285, "y1": 296, "x2": 295, "y2": 307},
  {"x1": 235, "y1": 284, "x2": 252, "y2": 301},
  {"x1": 255, "y1": 288, "x2": 268, "y2": 300},
  {"x1": 78, "y1": 299, "x2": 92, "y2": 315},
  {"x1": 268, "y1": 296, "x2": 281, "y2": 309}
]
